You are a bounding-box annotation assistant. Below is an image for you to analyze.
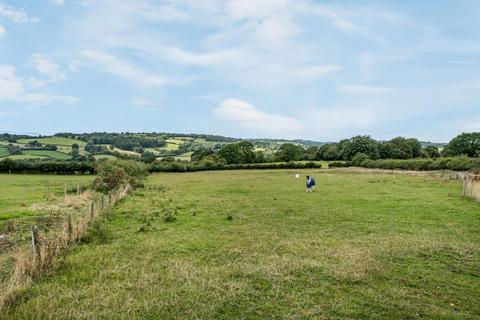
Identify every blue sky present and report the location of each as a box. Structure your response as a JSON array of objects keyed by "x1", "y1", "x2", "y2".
[{"x1": 0, "y1": 0, "x2": 479, "y2": 142}]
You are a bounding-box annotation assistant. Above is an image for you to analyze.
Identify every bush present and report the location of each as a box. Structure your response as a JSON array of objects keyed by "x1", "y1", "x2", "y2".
[
  {"x1": 328, "y1": 161, "x2": 352, "y2": 168},
  {"x1": 351, "y1": 153, "x2": 369, "y2": 166},
  {"x1": 92, "y1": 160, "x2": 147, "y2": 192}
]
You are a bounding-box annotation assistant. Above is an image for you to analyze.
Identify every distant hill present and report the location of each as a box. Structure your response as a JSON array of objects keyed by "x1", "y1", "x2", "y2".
[{"x1": 0, "y1": 132, "x2": 447, "y2": 161}]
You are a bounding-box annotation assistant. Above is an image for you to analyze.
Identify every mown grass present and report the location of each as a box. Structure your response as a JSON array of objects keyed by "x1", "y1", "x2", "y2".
[
  {"x1": 22, "y1": 150, "x2": 71, "y2": 160},
  {"x1": 0, "y1": 147, "x2": 9, "y2": 157},
  {"x1": 3, "y1": 170, "x2": 480, "y2": 319},
  {"x1": 17, "y1": 137, "x2": 87, "y2": 147}
]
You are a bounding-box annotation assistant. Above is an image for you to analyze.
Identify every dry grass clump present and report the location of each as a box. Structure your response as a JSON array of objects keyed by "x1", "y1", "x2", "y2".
[{"x1": 0, "y1": 185, "x2": 133, "y2": 311}]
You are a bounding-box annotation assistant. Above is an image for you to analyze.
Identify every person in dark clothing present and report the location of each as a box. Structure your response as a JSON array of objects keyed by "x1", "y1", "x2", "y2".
[{"x1": 306, "y1": 175, "x2": 316, "y2": 192}]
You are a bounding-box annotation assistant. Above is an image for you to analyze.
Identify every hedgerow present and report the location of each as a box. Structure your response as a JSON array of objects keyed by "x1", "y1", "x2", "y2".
[{"x1": 354, "y1": 157, "x2": 480, "y2": 171}]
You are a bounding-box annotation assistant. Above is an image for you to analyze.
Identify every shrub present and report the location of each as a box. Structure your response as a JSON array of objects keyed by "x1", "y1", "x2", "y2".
[
  {"x1": 92, "y1": 160, "x2": 147, "y2": 192},
  {"x1": 351, "y1": 153, "x2": 369, "y2": 166}
]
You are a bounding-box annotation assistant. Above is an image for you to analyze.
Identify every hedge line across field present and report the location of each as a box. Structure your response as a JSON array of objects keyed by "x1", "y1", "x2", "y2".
[
  {"x1": 329, "y1": 157, "x2": 480, "y2": 171},
  {"x1": 0, "y1": 159, "x2": 322, "y2": 174},
  {"x1": 1, "y1": 157, "x2": 480, "y2": 175}
]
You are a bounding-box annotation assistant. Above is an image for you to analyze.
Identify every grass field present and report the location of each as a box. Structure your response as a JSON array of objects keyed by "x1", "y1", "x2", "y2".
[
  {"x1": 4, "y1": 155, "x2": 48, "y2": 160},
  {"x1": 4, "y1": 170, "x2": 479, "y2": 319},
  {"x1": 93, "y1": 154, "x2": 117, "y2": 160},
  {"x1": 0, "y1": 147, "x2": 8, "y2": 157},
  {"x1": 22, "y1": 150, "x2": 71, "y2": 160},
  {"x1": 17, "y1": 137, "x2": 87, "y2": 147},
  {"x1": 0, "y1": 174, "x2": 94, "y2": 226}
]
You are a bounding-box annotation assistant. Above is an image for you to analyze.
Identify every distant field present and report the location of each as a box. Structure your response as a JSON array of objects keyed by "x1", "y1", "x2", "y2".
[
  {"x1": 5, "y1": 170, "x2": 479, "y2": 319},
  {"x1": 22, "y1": 150, "x2": 71, "y2": 160},
  {"x1": 17, "y1": 137, "x2": 87, "y2": 147},
  {"x1": 144, "y1": 147, "x2": 161, "y2": 155},
  {"x1": 0, "y1": 147, "x2": 8, "y2": 157},
  {"x1": 93, "y1": 154, "x2": 117, "y2": 160},
  {"x1": 5, "y1": 155, "x2": 48, "y2": 160},
  {"x1": 113, "y1": 148, "x2": 140, "y2": 156}
]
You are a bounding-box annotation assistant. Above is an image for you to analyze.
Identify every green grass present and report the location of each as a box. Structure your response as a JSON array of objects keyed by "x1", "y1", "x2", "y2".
[
  {"x1": 0, "y1": 174, "x2": 94, "y2": 226},
  {"x1": 17, "y1": 137, "x2": 87, "y2": 147},
  {"x1": 0, "y1": 147, "x2": 8, "y2": 157},
  {"x1": 4, "y1": 170, "x2": 480, "y2": 319},
  {"x1": 22, "y1": 150, "x2": 71, "y2": 160},
  {"x1": 93, "y1": 154, "x2": 117, "y2": 160},
  {"x1": 4, "y1": 155, "x2": 48, "y2": 160}
]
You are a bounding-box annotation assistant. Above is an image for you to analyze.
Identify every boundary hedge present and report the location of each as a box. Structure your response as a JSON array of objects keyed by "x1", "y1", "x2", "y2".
[{"x1": 329, "y1": 157, "x2": 480, "y2": 171}]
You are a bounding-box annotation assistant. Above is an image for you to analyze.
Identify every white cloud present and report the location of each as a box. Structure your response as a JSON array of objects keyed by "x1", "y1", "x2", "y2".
[
  {"x1": 0, "y1": 64, "x2": 76, "y2": 105},
  {"x1": 30, "y1": 53, "x2": 67, "y2": 81},
  {"x1": 0, "y1": 2, "x2": 36, "y2": 23},
  {"x1": 81, "y1": 50, "x2": 170, "y2": 87},
  {"x1": 214, "y1": 98, "x2": 303, "y2": 135},
  {"x1": 49, "y1": 0, "x2": 65, "y2": 6},
  {"x1": 337, "y1": 84, "x2": 395, "y2": 95}
]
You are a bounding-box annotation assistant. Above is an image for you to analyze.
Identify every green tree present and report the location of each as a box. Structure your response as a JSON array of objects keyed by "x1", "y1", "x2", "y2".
[
  {"x1": 219, "y1": 142, "x2": 255, "y2": 164},
  {"x1": 141, "y1": 151, "x2": 157, "y2": 163},
  {"x1": 275, "y1": 143, "x2": 305, "y2": 162},
  {"x1": 424, "y1": 146, "x2": 440, "y2": 159},
  {"x1": 443, "y1": 132, "x2": 480, "y2": 157},
  {"x1": 341, "y1": 136, "x2": 380, "y2": 161}
]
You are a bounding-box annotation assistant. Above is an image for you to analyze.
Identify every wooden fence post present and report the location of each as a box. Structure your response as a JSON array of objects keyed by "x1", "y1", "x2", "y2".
[
  {"x1": 67, "y1": 213, "x2": 73, "y2": 243},
  {"x1": 108, "y1": 192, "x2": 112, "y2": 207},
  {"x1": 64, "y1": 183, "x2": 67, "y2": 197},
  {"x1": 22, "y1": 188, "x2": 26, "y2": 206},
  {"x1": 90, "y1": 201, "x2": 95, "y2": 220},
  {"x1": 31, "y1": 225, "x2": 41, "y2": 265},
  {"x1": 77, "y1": 184, "x2": 80, "y2": 195},
  {"x1": 463, "y1": 177, "x2": 467, "y2": 197},
  {"x1": 100, "y1": 195, "x2": 104, "y2": 210}
]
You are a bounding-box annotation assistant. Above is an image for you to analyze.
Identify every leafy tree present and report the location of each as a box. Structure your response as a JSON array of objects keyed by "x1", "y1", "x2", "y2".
[
  {"x1": 341, "y1": 136, "x2": 380, "y2": 161},
  {"x1": 6, "y1": 144, "x2": 22, "y2": 155},
  {"x1": 318, "y1": 144, "x2": 339, "y2": 160},
  {"x1": 424, "y1": 146, "x2": 440, "y2": 159},
  {"x1": 304, "y1": 146, "x2": 318, "y2": 161},
  {"x1": 255, "y1": 150, "x2": 266, "y2": 163},
  {"x1": 406, "y1": 138, "x2": 422, "y2": 158},
  {"x1": 45, "y1": 144, "x2": 57, "y2": 151},
  {"x1": 72, "y1": 143, "x2": 80, "y2": 150},
  {"x1": 381, "y1": 137, "x2": 413, "y2": 159},
  {"x1": 141, "y1": 151, "x2": 157, "y2": 163},
  {"x1": 28, "y1": 140, "x2": 42, "y2": 148},
  {"x1": 443, "y1": 132, "x2": 480, "y2": 157},
  {"x1": 219, "y1": 142, "x2": 255, "y2": 164},
  {"x1": 275, "y1": 143, "x2": 305, "y2": 162}
]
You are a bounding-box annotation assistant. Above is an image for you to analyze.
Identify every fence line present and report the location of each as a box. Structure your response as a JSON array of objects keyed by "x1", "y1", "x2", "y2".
[{"x1": 1, "y1": 183, "x2": 133, "y2": 309}]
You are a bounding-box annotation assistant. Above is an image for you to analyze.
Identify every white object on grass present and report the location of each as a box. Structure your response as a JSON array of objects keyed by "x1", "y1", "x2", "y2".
[{"x1": 295, "y1": 174, "x2": 300, "y2": 178}]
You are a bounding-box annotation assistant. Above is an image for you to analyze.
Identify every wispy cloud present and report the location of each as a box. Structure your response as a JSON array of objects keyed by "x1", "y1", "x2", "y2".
[
  {"x1": 0, "y1": 65, "x2": 76, "y2": 105},
  {"x1": 81, "y1": 50, "x2": 171, "y2": 87},
  {"x1": 0, "y1": 2, "x2": 37, "y2": 23},
  {"x1": 214, "y1": 98, "x2": 303, "y2": 136},
  {"x1": 30, "y1": 53, "x2": 67, "y2": 81}
]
